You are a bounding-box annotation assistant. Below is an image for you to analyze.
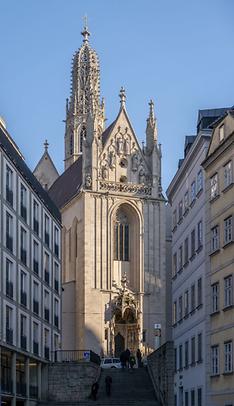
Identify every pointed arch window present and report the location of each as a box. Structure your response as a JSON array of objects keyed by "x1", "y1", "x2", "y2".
[
  {"x1": 114, "y1": 210, "x2": 129, "y2": 261},
  {"x1": 70, "y1": 136, "x2": 73, "y2": 155},
  {"x1": 80, "y1": 126, "x2": 86, "y2": 153}
]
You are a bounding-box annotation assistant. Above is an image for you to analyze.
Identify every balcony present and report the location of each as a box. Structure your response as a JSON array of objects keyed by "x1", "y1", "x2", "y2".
[
  {"x1": 1, "y1": 378, "x2": 13, "y2": 394},
  {"x1": 54, "y1": 243, "x2": 59, "y2": 257},
  {"x1": 33, "y1": 340, "x2": 39, "y2": 356},
  {"x1": 6, "y1": 233, "x2": 13, "y2": 252},
  {"x1": 33, "y1": 218, "x2": 39, "y2": 235},
  {"x1": 54, "y1": 279, "x2": 59, "y2": 293},
  {"x1": 44, "y1": 308, "x2": 50, "y2": 322},
  {"x1": 21, "y1": 248, "x2": 27, "y2": 266},
  {"x1": 16, "y1": 382, "x2": 26, "y2": 397},
  {"x1": 20, "y1": 291, "x2": 27, "y2": 307},
  {"x1": 44, "y1": 270, "x2": 50, "y2": 285},
  {"x1": 6, "y1": 187, "x2": 13, "y2": 206},
  {"x1": 33, "y1": 300, "x2": 39, "y2": 315},
  {"x1": 20, "y1": 204, "x2": 27, "y2": 222},
  {"x1": 6, "y1": 280, "x2": 13, "y2": 299},
  {"x1": 20, "y1": 335, "x2": 27, "y2": 350},
  {"x1": 54, "y1": 315, "x2": 59, "y2": 328},
  {"x1": 44, "y1": 232, "x2": 50, "y2": 248},
  {"x1": 33, "y1": 259, "x2": 39, "y2": 274},
  {"x1": 6, "y1": 328, "x2": 13, "y2": 345},
  {"x1": 44, "y1": 346, "x2": 50, "y2": 360}
]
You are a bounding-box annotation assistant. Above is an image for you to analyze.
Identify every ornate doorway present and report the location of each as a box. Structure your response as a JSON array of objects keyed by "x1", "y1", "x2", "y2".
[{"x1": 114, "y1": 333, "x2": 125, "y2": 356}]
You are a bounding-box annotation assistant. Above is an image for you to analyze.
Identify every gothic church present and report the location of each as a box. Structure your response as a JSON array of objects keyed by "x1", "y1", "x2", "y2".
[{"x1": 35, "y1": 24, "x2": 167, "y2": 356}]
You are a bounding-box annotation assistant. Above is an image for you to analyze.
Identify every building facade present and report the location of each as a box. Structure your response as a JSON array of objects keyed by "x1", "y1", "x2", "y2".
[
  {"x1": 0, "y1": 121, "x2": 62, "y2": 406},
  {"x1": 202, "y1": 109, "x2": 234, "y2": 406},
  {"x1": 167, "y1": 108, "x2": 230, "y2": 406},
  {"x1": 48, "y1": 25, "x2": 167, "y2": 356}
]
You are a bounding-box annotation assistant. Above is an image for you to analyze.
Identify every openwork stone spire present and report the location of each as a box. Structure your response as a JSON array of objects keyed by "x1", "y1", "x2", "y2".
[
  {"x1": 64, "y1": 22, "x2": 105, "y2": 170},
  {"x1": 146, "y1": 99, "x2": 157, "y2": 153}
]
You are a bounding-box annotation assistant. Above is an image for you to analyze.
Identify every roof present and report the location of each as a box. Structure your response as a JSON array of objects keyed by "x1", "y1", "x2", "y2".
[
  {"x1": 49, "y1": 156, "x2": 83, "y2": 209},
  {"x1": 33, "y1": 150, "x2": 59, "y2": 177},
  {"x1": 101, "y1": 118, "x2": 117, "y2": 145},
  {"x1": 197, "y1": 107, "x2": 232, "y2": 132},
  {"x1": 0, "y1": 125, "x2": 61, "y2": 223}
]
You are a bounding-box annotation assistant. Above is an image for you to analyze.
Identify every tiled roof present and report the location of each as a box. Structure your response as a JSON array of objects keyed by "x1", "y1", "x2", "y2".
[
  {"x1": 49, "y1": 156, "x2": 83, "y2": 209},
  {"x1": 0, "y1": 126, "x2": 61, "y2": 222}
]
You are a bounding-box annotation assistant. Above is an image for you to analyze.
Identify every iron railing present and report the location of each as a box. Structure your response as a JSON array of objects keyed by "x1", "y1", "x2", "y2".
[{"x1": 52, "y1": 350, "x2": 100, "y2": 365}]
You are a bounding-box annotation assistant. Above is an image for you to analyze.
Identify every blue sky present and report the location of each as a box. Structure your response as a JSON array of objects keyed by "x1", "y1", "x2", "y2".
[{"x1": 0, "y1": 0, "x2": 234, "y2": 189}]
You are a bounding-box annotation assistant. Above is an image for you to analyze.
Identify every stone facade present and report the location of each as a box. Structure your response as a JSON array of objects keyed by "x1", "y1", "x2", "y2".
[{"x1": 33, "y1": 141, "x2": 59, "y2": 190}]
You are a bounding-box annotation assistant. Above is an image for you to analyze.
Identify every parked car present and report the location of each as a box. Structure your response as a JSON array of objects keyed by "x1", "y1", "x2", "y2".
[{"x1": 101, "y1": 357, "x2": 121, "y2": 369}]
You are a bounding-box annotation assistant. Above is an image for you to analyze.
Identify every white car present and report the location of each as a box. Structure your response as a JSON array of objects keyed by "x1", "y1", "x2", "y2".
[{"x1": 101, "y1": 357, "x2": 121, "y2": 369}]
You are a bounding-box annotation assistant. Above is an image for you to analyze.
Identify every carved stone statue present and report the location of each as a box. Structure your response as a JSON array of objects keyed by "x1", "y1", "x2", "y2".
[
  {"x1": 102, "y1": 165, "x2": 108, "y2": 179},
  {"x1": 132, "y1": 152, "x2": 139, "y2": 171},
  {"x1": 117, "y1": 137, "x2": 124, "y2": 154},
  {"x1": 124, "y1": 138, "x2": 130, "y2": 155},
  {"x1": 139, "y1": 168, "x2": 146, "y2": 184},
  {"x1": 85, "y1": 174, "x2": 92, "y2": 188},
  {"x1": 109, "y1": 150, "x2": 116, "y2": 169}
]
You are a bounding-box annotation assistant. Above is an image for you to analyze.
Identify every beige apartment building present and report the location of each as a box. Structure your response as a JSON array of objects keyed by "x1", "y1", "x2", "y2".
[{"x1": 202, "y1": 109, "x2": 234, "y2": 405}]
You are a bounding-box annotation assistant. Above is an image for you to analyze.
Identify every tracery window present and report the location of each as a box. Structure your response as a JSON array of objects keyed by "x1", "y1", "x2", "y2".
[
  {"x1": 114, "y1": 210, "x2": 129, "y2": 261},
  {"x1": 80, "y1": 126, "x2": 86, "y2": 153}
]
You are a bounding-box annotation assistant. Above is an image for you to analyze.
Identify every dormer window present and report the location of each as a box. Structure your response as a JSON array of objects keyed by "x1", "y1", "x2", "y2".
[{"x1": 219, "y1": 124, "x2": 224, "y2": 142}]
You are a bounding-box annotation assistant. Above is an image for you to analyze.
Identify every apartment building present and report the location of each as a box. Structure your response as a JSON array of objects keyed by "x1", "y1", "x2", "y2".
[
  {"x1": 0, "y1": 120, "x2": 62, "y2": 406},
  {"x1": 167, "y1": 108, "x2": 230, "y2": 406},
  {"x1": 202, "y1": 109, "x2": 234, "y2": 406}
]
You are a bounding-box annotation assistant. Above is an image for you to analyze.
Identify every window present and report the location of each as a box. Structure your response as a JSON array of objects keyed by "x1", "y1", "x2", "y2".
[
  {"x1": 210, "y1": 173, "x2": 218, "y2": 199},
  {"x1": 184, "y1": 341, "x2": 189, "y2": 368},
  {"x1": 173, "y1": 253, "x2": 177, "y2": 277},
  {"x1": 197, "y1": 333, "x2": 202, "y2": 363},
  {"x1": 44, "y1": 291, "x2": 50, "y2": 322},
  {"x1": 191, "y1": 181, "x2": 196, "y2": 203},
  {"x1": 54, "y1": 262, "x2": 59, "y2": 293},
  {"x1": 173, "y1": 301, "x2": 177, "y2": 325},
  {"x1": 211, "y1": 225, "x2": 219, "y2": 252},
  {"x1": 174, "y1": 347, "x2": 177, "y2": 372},
  {"x1": 20, "y1": 314, "x2": 27, "y2": 350},
  {"x1": 191, "y1": 284, "x2": 195, "y2": 312},
  {"x1": 197, "y1": 388, "x2": 202, "y2": 406},
  {"x1": 191, "y1": 229, "x2": 195, "y2": 257},
  {"x1": 184, "y1": 237, "x2": 189, "y2": 264},
  {"x1": 33, "y1": 240, "x2": 39, "y2": 274},
  {"x1": 80, "y1": 126, "x2": 86, "y2": 153},
  {"x1": 54, "y1": 227, "x2": 59, "y2": 257},
  {"x1": 20, "y1": 227, "x2": 27, "y2": 265},
  {"x1": 184, "y1": 290, "x2": 189, "y2": 316},
  {"x1": 211, "y1": 345, "x2": 219, "y2": 375},
  {"x1": 33, "y1": 200, "x2": 39, "y2": 235},
  {"x1": 44, "y1": 252, "x2": 50, "y2": 285},
  {"x1": 178, "y1": 201, "x2": 183, "y2": 221},
  {"x1": 179, "y1": 344, "x2": 183, "y2": 370},
  {"x1": 6, "y1": 165, "x2": 13, "y2": 206},
  {"x1": 224, "y1": 161, "x2": 233, "y2": 188},
  {"x1": 224, "y1": 341, "x2": 233, "y2": 373},
  {"x1": 197, "y1": 278, "x2": 202, "y2": 307},
  {"x1": 178, "y1": 296, "x2": 183, "y2": 320},
  {"x1": 114, "y1": 210, "x2": 129, "y2": 261},
  {"x1": 224, "y1": 275, "x2": 233, "y2": 308},
  {"x1": 33, "y1": 281, "x2": 39, "y2": 315},
  {"x1": 191, "y1": 337, "x2": 196, "y2": 366},
  {"x1": 212, "y1": 283, "x2": 219, "y2": 313},
  {"x1": 178, "y1": 246, "x2": 183, "y2": 270},
  {"x1": 6, "y1": 212, "x2": 13, "y2": 252},
  {"x1": 219, "y1": 124, "x2": 224, "y2": 142},
  {"x1": 33, "y1": 322, "x2": 39, "y2": 355},
  {"x1": 185, "y1": 391, "x2": 189, "y2": 406},
  {"x1": 54, "y1": 299, "x2": 59, "y2": 328},
  {"x1": 197, "y1": 221, "x2": 203, "y2": 249},
  {"x1": 6, "y1": 306, "x2": 13, "y2": 344},
  {"x1": 20, "y1": 271, "x2": 27, "y2": 307},
  {"x1": 44, "y1": 214, "x2": 50, "y2": 248},
  {"x1": 224, "y1": 216, "x2": 233, "y2": 245},
  {"x1": 44, "y1": 329, "x2": 50, "y2": 360},
  {"x1": 20, "y1": 184, "x2": 27, "y2": 222},
  {"x1": 6, "y1": 258, "x2": 13, "y2": 299},
  {"x1": 172, "y1": 209, "x2": 177, "y2": 229},
  {"x1": 191, "y1": 389, "x2": 195, "y2": 406},
  {"x1": 197, "y1": 170, "x2": 203, "y2": 194},
  {"x1": 184, "y1": 191, "x2": 189, "y2": 212}
]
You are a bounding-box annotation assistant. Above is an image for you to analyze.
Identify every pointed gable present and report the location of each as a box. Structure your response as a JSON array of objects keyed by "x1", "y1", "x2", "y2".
[
  {"x1": 33, "y1": 150, "x2": 59, "y2": 190},
  {"x1": 206, "y1": 110, "x2": 234, "y2": 158}
]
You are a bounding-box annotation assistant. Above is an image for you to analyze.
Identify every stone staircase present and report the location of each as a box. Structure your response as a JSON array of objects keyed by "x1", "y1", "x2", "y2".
[{"x1": 39, "y1": 367, "x2": 160, "y2": 406}]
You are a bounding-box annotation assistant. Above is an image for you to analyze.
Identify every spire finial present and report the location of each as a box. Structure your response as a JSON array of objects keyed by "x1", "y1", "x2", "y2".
[
  {"x1": 81, "y1": 15, "x2": 90, "y2": 43},
  {"x1": 119, "y1": 87, "x2": 126, "y2": 108},
  {"x1": 149, "y1": 99, "x2": 155, "y2": 121},
  {"x1": 44, "y1": 139, "x2": 49, "y2": 152}
]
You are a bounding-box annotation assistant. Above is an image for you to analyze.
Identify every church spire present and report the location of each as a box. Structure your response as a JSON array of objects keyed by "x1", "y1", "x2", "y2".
[
  {"x1": 119, "y1": 87, "x2": 126, "y2": 109},
  {"x1": 146, "y1": 99, "x2": 157, "y2": 153},
  {"x1": 64, "y1": 21, "x2": 105, "y2": 170}
]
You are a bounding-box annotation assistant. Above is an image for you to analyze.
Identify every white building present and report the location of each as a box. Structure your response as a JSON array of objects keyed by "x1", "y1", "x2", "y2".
[
  {"x1": 0, "y1": 120, "x2": 62, "y2": 406},
  {"x1": 166, "y1": 108, "x2": 229, "y2": 406}
]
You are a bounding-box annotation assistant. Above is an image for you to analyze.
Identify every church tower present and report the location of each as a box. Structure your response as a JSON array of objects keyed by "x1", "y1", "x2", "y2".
[{"x1": 64, "y1": 22, "x2": 105, "y2": 170}]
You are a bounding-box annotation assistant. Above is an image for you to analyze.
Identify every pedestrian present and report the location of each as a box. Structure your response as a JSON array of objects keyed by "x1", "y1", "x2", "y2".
[
  {"x1": 129, "y1": 354, "x2": 136, "y2": 371},
  {"x1": 136, "y1": 348, "x2": 142, "y2": 368},
  {"x1": 105, "y1": 375, "x2": 112, "y2": 397},
  {"x1": 90, "y1": 381, "x2": 99, "y2": 401},
  {"x1": 125, "y1": 348, "x2": 130, "y2": 368},
  {"x1": 120, "y1": 351, "x2": 126, "y2": 370}
]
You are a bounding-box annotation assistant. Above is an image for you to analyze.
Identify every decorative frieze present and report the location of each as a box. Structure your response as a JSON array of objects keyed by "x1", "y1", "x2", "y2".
[{"x1": 99, "y1": 180, "x2": 152, "y2": 195}]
